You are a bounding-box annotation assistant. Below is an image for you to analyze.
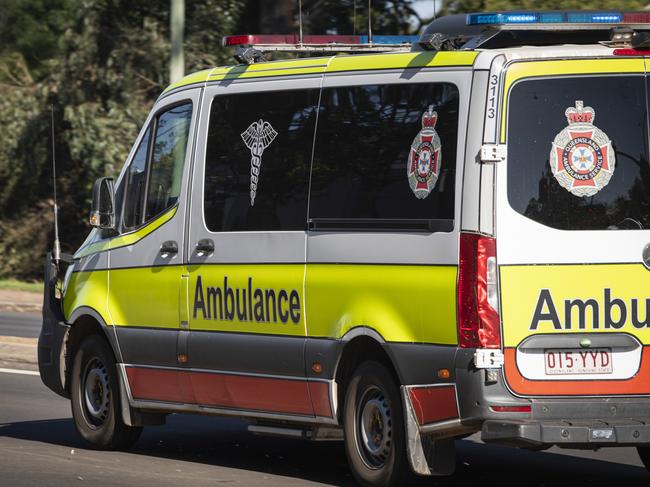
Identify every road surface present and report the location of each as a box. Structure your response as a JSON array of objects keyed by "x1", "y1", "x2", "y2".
[
  {"x1": 0, "y1": 369, "x2": 649, "y2": 486},
  {"x1": 0, "y1": 311, "x2": 40, "y2": 338}
]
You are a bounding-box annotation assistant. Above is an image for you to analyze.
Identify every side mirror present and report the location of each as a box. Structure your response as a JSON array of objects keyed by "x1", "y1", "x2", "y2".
[{"x1": 89, "y1": 177, "x2": 115, "y2": 230}]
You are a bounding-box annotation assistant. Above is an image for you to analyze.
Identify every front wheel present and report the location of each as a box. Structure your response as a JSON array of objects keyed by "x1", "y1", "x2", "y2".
[
  {"x1": 343, "y1": 361, "x2": 412, "y2": 487},
  {"x1": 70, "y1": 335, "x2": 142, "y2": 449}
]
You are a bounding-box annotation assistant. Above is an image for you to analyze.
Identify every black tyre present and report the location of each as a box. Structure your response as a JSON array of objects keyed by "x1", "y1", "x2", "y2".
[
  {"x1": 343, "y1": 361, "x2": 413, "y2": 487},
  {"x1": 71, "y1": 335, "x2": 142, "y2": 449},
  {"x1": 638, "y1": 447, "x2": 650, "y2": 472}
]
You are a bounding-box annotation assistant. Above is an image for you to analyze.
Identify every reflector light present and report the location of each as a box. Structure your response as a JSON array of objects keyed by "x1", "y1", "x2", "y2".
[
  {"x1": 223, "y1": 34, "x2": 417, "y2": 47},
  {"x1": 490, "y1": 405, "x2": 532, "y2": 413},
  {"x1": 467, "y1": 11, "x2": 628, "y2": 26},
  {"x1": 458, "y1": 233, "x2": 501, "y2": 349}
]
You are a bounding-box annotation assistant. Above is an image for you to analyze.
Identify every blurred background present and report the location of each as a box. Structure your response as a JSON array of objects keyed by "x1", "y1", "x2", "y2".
[{"x1": 0, "y1": 0, "x2": 647, "y2": 283}]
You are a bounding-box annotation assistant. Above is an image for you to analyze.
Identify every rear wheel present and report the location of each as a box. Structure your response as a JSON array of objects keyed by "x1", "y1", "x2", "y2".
[
  {"x1": 343, "y1": 361, "x2": 412, "y2": 487},
  {"x1": 638, "y1": 447, "x2": 650, "y2": 472},
  {"x1": 71, "y1": 335, "x2": 142, "y2": 449}
]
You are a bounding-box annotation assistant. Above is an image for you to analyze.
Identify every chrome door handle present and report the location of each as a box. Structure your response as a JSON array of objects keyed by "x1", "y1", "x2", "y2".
[
  {"x1": 160, "y1": 240, "x2": 178, "y2": 257},
  {"x1": 196, "y1": 238, "x2": 215, "y2": 256}
]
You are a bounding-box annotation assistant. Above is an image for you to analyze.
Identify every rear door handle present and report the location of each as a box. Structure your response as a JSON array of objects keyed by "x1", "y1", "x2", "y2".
[
  {"x1": 160, "y1": 240, "x2": 178, "y2": 256},
  {"x1": 196, "y1": 238, "x2": 215, "y2": 256}
]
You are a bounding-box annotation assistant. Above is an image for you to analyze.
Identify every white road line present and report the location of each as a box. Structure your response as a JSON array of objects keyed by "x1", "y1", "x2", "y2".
[{"x1": 0, "y1": 367, "x2": 39, "y2": 376}]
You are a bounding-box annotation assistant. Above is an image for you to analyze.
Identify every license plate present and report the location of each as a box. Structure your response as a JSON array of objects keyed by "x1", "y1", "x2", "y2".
[{"x1": 544, "y1": 348, "x2": 613, "y2": 375}]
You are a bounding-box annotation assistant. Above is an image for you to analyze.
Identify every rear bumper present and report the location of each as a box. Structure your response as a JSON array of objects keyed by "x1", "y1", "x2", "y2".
[
  {"x1": 482, "y1": 419, "x2": 650, "y2": 447},
  {"x1": 37, "y1": 252, "x2": 70, "y2": 398},
  {"x1": 455, "y1": 348, "x2": 650, "y2": 447}
]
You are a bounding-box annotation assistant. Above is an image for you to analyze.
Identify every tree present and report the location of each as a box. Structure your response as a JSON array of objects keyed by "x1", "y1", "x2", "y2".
[{"x1": 445, "y1": 0, "x2": 648, "y2": 13}]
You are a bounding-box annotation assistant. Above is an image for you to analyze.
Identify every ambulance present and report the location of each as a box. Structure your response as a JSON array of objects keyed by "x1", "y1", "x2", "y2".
[{"x1": 38, "y1": 11, "x2": 650, "y2": 486}]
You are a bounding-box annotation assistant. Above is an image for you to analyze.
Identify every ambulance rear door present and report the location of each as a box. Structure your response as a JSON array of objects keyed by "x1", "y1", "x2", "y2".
[{"x1": 495, "y1": 57, "x2": 650, "y2": 397}]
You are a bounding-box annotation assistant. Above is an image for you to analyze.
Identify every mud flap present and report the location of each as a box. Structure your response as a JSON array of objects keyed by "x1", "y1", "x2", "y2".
[{"x1": 401, "y1": 386, "x2": 456, "y2": 476}]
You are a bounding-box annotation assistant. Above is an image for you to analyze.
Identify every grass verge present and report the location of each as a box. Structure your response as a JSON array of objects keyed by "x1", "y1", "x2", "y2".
[{"x1": 0, "y1": 279, "x2": 42, "y2": 294}]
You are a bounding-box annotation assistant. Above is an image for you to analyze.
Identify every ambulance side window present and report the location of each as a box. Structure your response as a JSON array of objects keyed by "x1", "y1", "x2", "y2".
[
  {"x1": 145, "y1": 103, "x2": 193, "y2": 221},
  {"x1": 203, "y1": 89, "x2": 317, "y2": 232},
  {"x1": 122, "y1": 127, "x2": 151, "y2": 229},
  {"x1": 121, "y1": 101, "x2": 192, "y2": 230},
  {"x1": 309, "y1": 83, "x2": 459, "y2": 231}
]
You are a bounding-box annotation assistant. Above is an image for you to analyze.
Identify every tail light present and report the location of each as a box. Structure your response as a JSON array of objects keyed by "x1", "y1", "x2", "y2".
[{"x1": 458, "y1": 232, "x2": 501, "y2": 348}]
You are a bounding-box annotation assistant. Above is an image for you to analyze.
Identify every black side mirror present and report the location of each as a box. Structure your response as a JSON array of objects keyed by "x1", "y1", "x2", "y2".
[{"x1": 89, "y1": 177, "x2": 115, "y2": 230}]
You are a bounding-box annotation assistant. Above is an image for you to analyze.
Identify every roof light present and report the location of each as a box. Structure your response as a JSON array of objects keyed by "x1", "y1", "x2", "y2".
[
  {"x1": 223, "y1": 34, "x2": 417, "y2": 47},
  {"x1": 466, "y1": 11, "x2": 628, "y2": 26},
  {"x1": 613, "y1": 48, "x2": 650, "y2": 56}
]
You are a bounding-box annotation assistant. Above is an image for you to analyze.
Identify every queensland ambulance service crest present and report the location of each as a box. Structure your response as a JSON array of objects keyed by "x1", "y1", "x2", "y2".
[
  {"x1": 407, "y1": 105, "x2": 441, "y2": 199},
  {"x1": 549, "y1": 101, "x2": 615, "y2": 198}
]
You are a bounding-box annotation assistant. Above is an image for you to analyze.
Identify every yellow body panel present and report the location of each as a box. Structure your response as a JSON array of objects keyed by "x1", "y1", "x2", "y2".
[
  {"x1": 500, "y1": 264, "x2": 650, "y2": 347},
  {"x1": 163, "y1": 68, "x2": 213, "y2": 93},
  {"x1": 164, "y1": 51, "x2": 478, "y2": 92},
  {"x1": 326, "y1": 51, "x2": 477, "y2": 73},
  {"x1": 63, "y1": 269, "x2": 111, "y2": 324},
  {"x1": 74, "y1": 207, "x2": 177, "y2": 259},
  {"x1": 108, "y1": 265, "x2": 182, "y2": 329},
  {"x1": 500, "y1": 58, "x2": 645, "y2": 143},
  {"x1": 306, "y1": 264, "x2": 458, "y2": 344},
  {"x1": 188, "y1": 264, "x2": 307, "y2": 336},
  {"x1": 71, "y1": 262, "x2": 459, "y2": 344},
  {"x1": 208, "y1": 58, "x2": 331, "y2": 82}
]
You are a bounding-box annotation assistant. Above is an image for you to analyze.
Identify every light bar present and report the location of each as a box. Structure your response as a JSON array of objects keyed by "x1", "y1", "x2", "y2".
[
  {"x1": 466, "y1": 11, "x2": 634, "y2": 26},
  {"x1": 223, "y1": 34, "x2": 418, "y2": 47}
]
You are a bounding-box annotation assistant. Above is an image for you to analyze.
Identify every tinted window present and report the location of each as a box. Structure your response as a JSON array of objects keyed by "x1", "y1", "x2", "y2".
[
  {"x1": 145, "y1": 103, "x2": 193, "y2": 221},
  {"x1": 122, "y1": 128, "x2": 150, "y2": 229},
  {"x1": 309, "y1": 83, "x2": 459, "y2": 231},
  {"x1": 204, "y1": 89, "x2": 318, "y2": 232},
  {"x1": 507, "y1": 76, "x2": 650, "y2": 230}
]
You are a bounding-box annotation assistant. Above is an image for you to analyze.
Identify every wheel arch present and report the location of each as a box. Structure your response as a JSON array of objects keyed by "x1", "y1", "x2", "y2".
[
  {"x1": 333, "y1": 327, "x2": 403, "y2": 423},
  {"x1": 64, "y1": 306, "x2": 122, "y2": 394}
]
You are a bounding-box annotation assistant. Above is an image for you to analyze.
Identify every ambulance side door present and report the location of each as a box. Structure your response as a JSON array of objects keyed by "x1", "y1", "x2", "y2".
[
  {"x1": 186, "y1": 78, "x2": 321, "y2": 418},
  {"x1": 109, "y1": 88, "x2": 201, "y2": 404}
]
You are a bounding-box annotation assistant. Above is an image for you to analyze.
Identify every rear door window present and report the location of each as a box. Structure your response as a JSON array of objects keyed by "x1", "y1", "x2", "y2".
[{"x1": 507, "y1": 76, "x2": 650, "y2": 230}]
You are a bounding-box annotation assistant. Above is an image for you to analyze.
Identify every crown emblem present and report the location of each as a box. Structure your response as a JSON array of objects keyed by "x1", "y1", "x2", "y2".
[
  {"x1": 421, "y1": 105, "x2": 438, "y2": 129},
  {"x1": 565, "y1": 100, "x2": 595, "y2": 125}
]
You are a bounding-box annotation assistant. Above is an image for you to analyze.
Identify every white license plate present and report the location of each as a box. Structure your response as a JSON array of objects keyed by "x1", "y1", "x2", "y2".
[{"x1": 544, "y1": 348, "x2": 613, "y2": 375}]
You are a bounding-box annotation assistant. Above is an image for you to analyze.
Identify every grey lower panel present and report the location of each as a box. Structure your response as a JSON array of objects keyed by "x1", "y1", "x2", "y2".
[
  {"x1": 482, "y1": 419, "x2": 650, "y2": 447},
  {"x1": 115, "y1": 326, "x2": 460, "y2": 386},
  {"x1": 114, "y1": 327, "x2": 179, "y2": 367},
  {"x1": 384, "y1": 342, "x2": 457, "y2": 385},
  {"x1": 188, "y1": 330, "x2": 306, "y2": 377},
  {"x1": 304, "y1": 338, "x2": 342, "y2": 380}
]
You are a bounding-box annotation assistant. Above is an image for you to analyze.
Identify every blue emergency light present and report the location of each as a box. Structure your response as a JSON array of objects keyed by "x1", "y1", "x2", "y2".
[{"x1": 466, "y1": 11, "x2": 630, "y2": 26}]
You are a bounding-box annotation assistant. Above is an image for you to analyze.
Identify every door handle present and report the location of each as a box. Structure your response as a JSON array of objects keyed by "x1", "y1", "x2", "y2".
[
  {"x1": 196, "y1": 238, "x2": 215, "y2": 256},
  {"x1": 160, "y1": 240, "x2": 178, "y2": 257}
]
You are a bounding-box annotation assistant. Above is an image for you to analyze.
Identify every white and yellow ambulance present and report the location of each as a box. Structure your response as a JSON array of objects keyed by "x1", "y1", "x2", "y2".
[{"x1": 38, "y1": 10, "x2": 650, "y2": 486}]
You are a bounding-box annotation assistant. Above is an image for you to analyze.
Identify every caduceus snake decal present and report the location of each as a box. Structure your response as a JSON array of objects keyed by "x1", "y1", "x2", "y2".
[{"x1": 240, "y1": 119, "x2": 278, "y2": 206}]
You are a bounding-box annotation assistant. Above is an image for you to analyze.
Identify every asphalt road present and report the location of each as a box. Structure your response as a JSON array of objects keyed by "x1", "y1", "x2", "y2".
[
  {"x1": 0, "y1": 311, "x2": 40, "y2": 338},
  {"x1": 0, "y1": 370, "x2": 649, "y2": 487}
]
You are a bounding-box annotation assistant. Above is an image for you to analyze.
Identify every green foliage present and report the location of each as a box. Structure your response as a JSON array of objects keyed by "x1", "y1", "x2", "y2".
[
  {"x1": 0, "y1": 279, "x2": 42, "y2": 293},
  {"x1": 445, "y1": 0, "x2": 648, "y2": 13},
  {"x1": 1, "y1": 0, "x2": 645, "y2": 279}
]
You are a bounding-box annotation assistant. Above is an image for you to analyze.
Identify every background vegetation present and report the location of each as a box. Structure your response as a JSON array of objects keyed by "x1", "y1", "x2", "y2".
[{"x1": 0, "y1": 0, "x2": 646, "y2": 280}]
